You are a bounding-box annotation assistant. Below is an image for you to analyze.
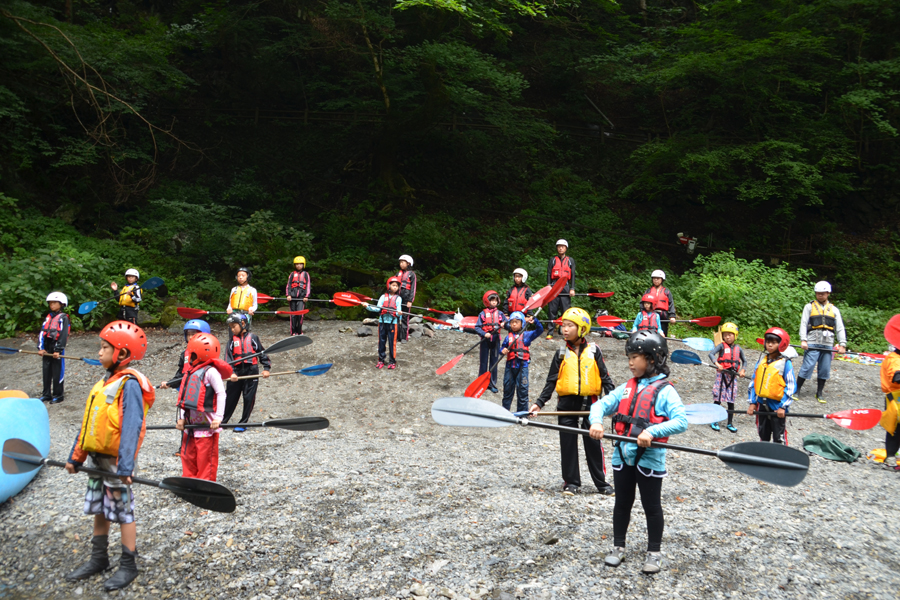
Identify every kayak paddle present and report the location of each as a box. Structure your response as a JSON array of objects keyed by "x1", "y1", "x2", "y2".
[
  {"x1": 728, "y1": 408, "x2": 882, "y2": 430},
  {"x1": 147, "y1": 416, "x2": 330, "y2": 431},
  {"x1": 233, "y1": 363, "x2": 333, "y2": 380},
  {"x1": 573, "y1": 292, "x2": 615, "y2": 299},
  {"x1": 663, "y1": 316, "x2": 722, "y2": 327},
  {"x1": 514, "y1": 402, "x2": 729, "y2": 425},
  {"x1": 752, "y1": 338, "x2": 878, "y2": 358},
  {"x1": 463, "y1": 353, "x2": 505, "y2": 398},
  {"x1": 257, "y1": 293, "x2": 335, "y2": 305},
  {"x1": 670, "y1": 349, "x2": 748, "y2": 377},
  {"x1": 667, "y1": 337, "x2": 716, "y2": 352},
  {"x1": 331, "y1": 294, "x2": 448, "y2": 326},
  {"x1": 0, "y1": 347, "x2": 102, "y2": 366},
  {"x1": 432, "y1": 397, "x2": 809, "y2": 487},
  {"x1": 523, "y1": 277, "x2": 569, "y2": 313},
  {"x1": 77, "y1": 277, "x2": 165, "y2": 315},
  {"x1": 2, "y1": 438, "x2": 236, "y2": 513},
  {"x1": 176, "y1": 307, "x2": 309, "y2": 319},
  {"x1": 436, "y1": 340, "x2": 482, "y2": 375}
]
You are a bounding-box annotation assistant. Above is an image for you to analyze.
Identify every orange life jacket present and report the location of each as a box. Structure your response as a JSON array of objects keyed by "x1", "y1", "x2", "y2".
[{"x1": 73, "y1": 369, "x2": 155, "y2": 460}]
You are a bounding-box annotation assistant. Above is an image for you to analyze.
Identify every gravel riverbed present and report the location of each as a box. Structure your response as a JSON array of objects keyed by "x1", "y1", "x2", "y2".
[{"x1": 1, "y1": 319, "x2": 898, "y2": 600}]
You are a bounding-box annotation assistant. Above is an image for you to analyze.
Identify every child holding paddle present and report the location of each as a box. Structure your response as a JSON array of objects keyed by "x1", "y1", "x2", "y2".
[
  {"x1": 530, "y1": 307, "x2": 615, "y2": 496},
  {"x1": 176, "y1": 333, "x2": 231, "y2": 481},
  {"x1": 110, "y1": 269, "x2": 142, "y2": 324},
  {"x1": 588, "y1": 330, "x2": 688, "y2": 574},
  {"x1": 285, "y1": 256, "x2": 311, "y2": 336},
  {"x1": 38, "y1": 292, "x2": 70, "y2": 404},
  {"x1": 707, "y1": 322, "x2": 746, "y2": 433},
  {"x1": 500, "y1": 312, "x2": 543, "y2": 412},
  {"x1": 223, "y1": 314, "x2": 270, "y2": 430},
  {"x1": 880, "y1": 317, "x2": 900, "y2": 471},
  {"x1": 365, "y1": 276, "x2": 404, "y2": 369},
  {"x1": 631, "y1": 293, "x2": 662, "y2": 333},
  {"x1": 475, "y1": 290, "x2": 507, "y2": 393},
  {"x1": 397, "y1": 254, "x2": 417, "y2": 342},
  {"x1": 64, "y1": 321, "x2": 155, "y2": 591},
  {"x1": 504, "y1": 268, "x2": 533, "y2": 316},
  {"x1": 644, "y1": 270, "x2": 675, "y2": 336},
  {"x1": 225, "y1": 267, "x2": 258, "y2": 325},
  {"x1": 747, "y1": 327, "x2": 795, "y2": 445}
]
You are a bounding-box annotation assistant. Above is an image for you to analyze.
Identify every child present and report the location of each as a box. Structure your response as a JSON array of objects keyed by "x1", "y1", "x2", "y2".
[
  {"x1": 65, "y1": 321, "x2": 155, "y2": 591},
  {"x1": 631, "y1": 293, "x2": 662, "y2": 333},
  {"x1": 110, "y1": 269, "x2": 142, "y2": 324},
  {"x1": 160, "y1": 319, "x2": 211, "y2": 455},
  {"x1": 797, "y1": 281, "x2": 847, "y2": 403},
  {"x1": 475, "y1": 290, "x2": 507, "y2": 393},
  {"x1": 545, "y1": 239, "x2": 576, "y2": 339},
  {"x1": 500, "y1": 311, "x2": 543, "y2": 412},
  {"x1": 504, "y1": 268, "x2": 533, "y2": 316},
  {"x1": 38, "y1": 292, "x2": 70, "y2": 404},
  {"x1": 879, "y1": 318, "x2": 900, "y2": 471},
  {"x1": 365, "y1": 277, "x2": 404, "y2": 369},
  {"x1": 588, "y1": 330, "x2": 688, "y2": 574},
  {"x1": 223, "y1": 314, "x2": 270, "y2": 430},
  {"x1": 531, "y1": 307, "x2": 615, "y2": 496},
  {"x1": 176, "y1": 333, "x2": 231, "y2": 481},
  {"x1": 747, "y1": 327, "x2": 795, "y2": 444},
  {"x1": 707, "y1": 322, "x2": 747, "y2": 432},
  {"x1": 396, "y1": 254, "x2": 417, "y2": 342},
  {"x1": 643, "y1": 270, "x2": 675, "y2": 336},
  {"x1": 285, "y1": 256, "x2": 311, "y2": 336},
  {"x1": 225, "y1": 267, "x2": 258, "y2": 325}
]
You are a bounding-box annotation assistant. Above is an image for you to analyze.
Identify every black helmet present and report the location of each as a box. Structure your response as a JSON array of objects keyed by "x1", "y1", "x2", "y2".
[
  {"x1": 625, "y1": 330, "x2": 668, "y2": 368},
  {"x1": 226, "y1": 313, "x2": 248, "y2": 331},
  {"x1": 237, "y1": 267, "x2": 251, "y2": 280}
]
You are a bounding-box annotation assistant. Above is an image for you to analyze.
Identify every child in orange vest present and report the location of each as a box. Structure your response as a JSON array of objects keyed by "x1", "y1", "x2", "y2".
[
  {"x1": 225, "y1": 267, "x2": 258, "y2": 326},
  {"x1": 707, "y1": 322, "x2": 746, "y2": 433},
  {"x1": 475, "y1": 290, "x2": 507, "y2": 393},
  {"x1": 65, "y1": 321, "x2": 155, "y2": 591},
  {"x1": 110, "y1": 268, "x2": 142, "y2": 324},
  {"x1": 176, "y1": 333, "x2": 232, "y2": 481},
  {"x1": 747, "y1": 327, "x2": 795, "y2": 444},
  {"x1": 880, "y1": 317, "x2": 900, "y2": 471}
]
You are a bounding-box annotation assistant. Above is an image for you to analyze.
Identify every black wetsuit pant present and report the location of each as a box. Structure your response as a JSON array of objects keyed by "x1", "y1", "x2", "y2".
[
  {"x1": 886, "y1": 396, "x2": 900, "y2": 458},
  {"x1": 289, "y1": 299, "x2": 305, "y2": 335},
  {"x1": 117, "y1": 306, "x2": 138, "y2": 324},
  {"x1": 613, "y1": 462, "x2": 664, "y2": 552},
  {"x1": 756, "y1": 404, "x2": 787, "y2": 444},
  {"x1": 378, "y1": 322, "x2": 397, "y2": 364},
  {"x1": 40, "y1": 342, "x2": 65, "y2": 399},
  {"x1": 557, "y1": 395, "x2": 607, "y2": 490},
  {"x1": 546, "y1": 291, "x2": 571, "y2": 333},
  {"x1": 223, "y1": 365, "x2": 259, "y2": 424}
]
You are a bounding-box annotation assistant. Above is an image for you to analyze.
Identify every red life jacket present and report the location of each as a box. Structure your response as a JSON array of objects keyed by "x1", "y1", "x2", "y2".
[
  {"x1": 648, "y1": 286, "x2": 670, "y2": 312},
  {"x1": 612, "y1": 378, "x2": 671, "y2": 442},
  {"x1": 718, "y1": 343, "x2": 741, "y2": 369},
  {"x1": 177, "y1": 365, "x2": 216, "y2": 412},
  {"x1": 505, "y1": 332, "x2": 530, "y2": 363},
  {"x1": 41, "y1": 312, "x2": 68, "y2": 342},
  {"x1": 507, "y1": 286, "x2": 530, "y2": 313},
  {"x1": 396, "y1": 270, "x2": 415, "y2": 295},
  {"x1": 231, "y1": 333, "x2": 258, "y2": 365},
  {"x1": 181, "y1": 349, "x2": 191, "y2": 374},
  {"x1": 288, "y1": 271, "x2": 309, "y2": 299},
  {"x1": 637, "y1": 311, "x2": 658, "y2": 331},
  {"x1": 380, "y1": 293, "x2": 400, "y2": 318},
  {"x1": 551, "y1": 256, "x2": 572, "y2": 281},
  {"x1": 479, "y1": 308, "x2": 502, "y2": 333}
]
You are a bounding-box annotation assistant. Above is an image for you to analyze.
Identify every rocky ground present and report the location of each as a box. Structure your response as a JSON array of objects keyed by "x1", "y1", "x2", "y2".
[{"x1": 1, "y1": 318, "x2": 898, "y2": 600}]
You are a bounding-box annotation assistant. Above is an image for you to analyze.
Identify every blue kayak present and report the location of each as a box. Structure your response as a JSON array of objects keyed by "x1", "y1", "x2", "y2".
[{"x1": 0, "y1": 397, "x2": 50, "y2": 504}]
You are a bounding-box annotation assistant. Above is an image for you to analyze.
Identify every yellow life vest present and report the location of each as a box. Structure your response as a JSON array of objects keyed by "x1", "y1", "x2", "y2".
[
  {"x1": 230, "y1": 286, "x2": 255, "y2": 311},
  {"x1": 808, "y1": 301, "x2": 836, "y2": 331},
  {"x1": 753, "y1": 356, "x2": 787, "y2": 401},
  {"x1": 77, "y1": 370, "x2": 154, "y2": 456},
  {"x1": 118, "y1": 284, "x2": 139, "y2": 307},
  {"x1": 556, "y1": 343, "x2": 604, "y2": 397}
]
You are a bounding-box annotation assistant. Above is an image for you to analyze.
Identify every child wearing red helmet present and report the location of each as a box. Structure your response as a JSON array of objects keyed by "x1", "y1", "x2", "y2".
[
  {"x1": 474, "y1": 290, "x2": 507, "y2": 393},
  {"x1": 176, "y1": 333, "x2": 233, "y2": 481},
  {"x1": 65, "y1": 321, "x2": 155, "y2": 591},
  {"x1": 747, "y1": 327, "x2": 796, "y2": 444},
  {"x1": 631, "y1": 293, "x2": 662, "y2": 333},
  {"x1": 365, "y1": 277, "x2": 404, "y2": 369}
]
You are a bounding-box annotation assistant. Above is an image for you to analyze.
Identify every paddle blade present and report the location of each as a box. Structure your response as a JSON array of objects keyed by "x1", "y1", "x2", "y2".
[
  {"x1": 0, "y1": 347, "x2": 20, "y2": 355},
  {"x1": 81, "y1": 358, "x2": 103, "y2": 367},
  {"x1": 77, "y1": 301, "x2": 99, "y2": 315},
  {"x1": 0, "y1": 390, "x2": 29, "y2": 399},
  {"x1": 436, "y1": 354, "x2": 464, "y2": 375},
  {"x1": 177, "y1": 307, "x2": 208, "y2": 319},
  {"x1": 345, "y1": 291, "x2": 373, "y2": 301},
  {"x1": 681, "y1": 337, "x2": 715, "y2": 352},
  {"x1": 464, "y1": 372, "x2": 492, "y2": 398},
  {"x1": 257, "y1": 293, "x2": 274, "y2": 304},
  {"x1": 522, "y1": 285, "x2": 551, "y2": 312},
  {"x1": 670, "y1": 350, "x2": 703, "y2": 365},
  {"x1": 684, "y1": 403, "x2": 728, "y2": 425},
  {"x1": 2, "y1": 438, "x2": 44, "y2": 474},
  {"x1": 525, "y1": 277, "x2": 568, "y2": 312},
  {"x1": 691, "y1": 316, "x2": 722, "y2": 327},
  {"x1": 717, "y1": 441, "x2": 809, "y2": 487},
  {"x1": 826, "y1": 408, "x2": 882, "y2": 430},
  {"x1": 266, "y1": 335, "x2": 313, "y2": 354},
  {"x1": 431, "y1": 397, "x2": 518, "y2": 427},
  {"x1": 273, "y1": 310, "x2": 309, "y2": 316},
  {"x1": 264, "y1": 417, "x2": 330, "y2": 431},
  {"x1": 332, "y1": 292, "x2": 362, "y2": 307},
  {"x1": 298, "y1": 363, "x2": 333, "y2": 376},
  {"x1": 885, "y1": 314, "x2": 900, "y2": 349},
  {"x1": 423, "y1": 316, "x2": 450, "y2": 326},
  {"x1": 457, "y1": 316, "x2": 478, "y2": 329},
  {"x1": 427, "y1": 308, "x2": 455, "y2": 315},
  {"x1": 140, "y1": 277, "x2": 164, "y2": 290},
  {"x1": 159, "y1": 477, "x2": 236, "y2": 513},
  {"x1": 588, "y1": 292, "x2": 615, "y2": 298},
  {"x1": 596, "y1": 315, "x2": 627, "y2": 326}
]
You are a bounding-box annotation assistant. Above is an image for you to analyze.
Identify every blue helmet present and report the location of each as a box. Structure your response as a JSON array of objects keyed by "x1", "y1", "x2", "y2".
[
  {"x1": 508, "y1": 311, "x2": 526, "y2": 326},
  {"x1": 183, "y1": 319, "x2": 211, "y2": 342}
]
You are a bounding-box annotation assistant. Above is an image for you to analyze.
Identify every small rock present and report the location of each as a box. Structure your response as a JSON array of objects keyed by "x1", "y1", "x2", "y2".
[
  {"x1": 357, "y1": 327, "x2": 374, "y2": 337},
  {"x1": 543, "y1": 535, "x2": 559, "y2": 545},
  {"x1": 410, "y1": 582, "x2": 428, "y2": 597},
  {"x1": 439, "y1": 587, "x2": 455, "y2": 599}
]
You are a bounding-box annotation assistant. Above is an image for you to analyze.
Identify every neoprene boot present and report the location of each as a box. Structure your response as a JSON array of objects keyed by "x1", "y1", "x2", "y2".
[
  {"x1": 103, "y1": 545, "x2": 138, "y2": 591},
  {"x1": 65, "y1": 535, "x2": 110, "y2": 581}
]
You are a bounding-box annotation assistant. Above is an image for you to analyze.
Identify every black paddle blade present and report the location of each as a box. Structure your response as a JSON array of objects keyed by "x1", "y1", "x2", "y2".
[
  {"x1": 141, "y1": 277, "x2": 165, "y2": 290},
  {"x1": 159, "y1": 477, "x2": 236, "y2": 513},
  {"x1": 266, "y1": 335, "x2": 313, "y2": 354},
  {"x1": 717, "y1": 441, "x2": 809, "y2": 487},
  {"x1": 431, "y1": 397, "x2": 519, "y2": 428},
  {"x1": 262, "y1": 417, "x2": 329, "y2": 431},
  {"x1": 2, "y1": 439, "x2": 43, "y2": 474}
]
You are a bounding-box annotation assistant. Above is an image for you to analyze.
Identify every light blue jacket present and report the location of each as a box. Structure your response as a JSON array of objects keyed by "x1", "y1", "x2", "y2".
[
  {"x1": 365, "y1": 293, "x2": 403, "y2": 324},
  {"x1": 589, "y1": 374, "x2": 688, "y2": 471}
]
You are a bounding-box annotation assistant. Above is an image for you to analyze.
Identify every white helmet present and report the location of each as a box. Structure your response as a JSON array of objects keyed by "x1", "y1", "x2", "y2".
[
  {"x1": 555, "y1": 239, "x2": 569, "y2": 248},
  {"x1": 513, "y1": 268, "x2": 528, "y2": 283},
  {"x1": 814, "y1": 281, "x2": 832, "y2": 293},
  {"x1": 398, "y1": 254, "x2": 414, "y2": 267},
  {"x1": 651, "y1": 269, "x2": 666, "y2": 280},
  {"x1": 125, "y1": 268, "x2": 140, "y2": 278},
  {"x1": 46, "y1": 292, "x2": 68, "y2": 306}
]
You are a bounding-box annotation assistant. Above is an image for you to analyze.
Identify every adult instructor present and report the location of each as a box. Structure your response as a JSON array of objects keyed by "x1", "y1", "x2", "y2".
[
  {"x1": 545, "y1": 239, "x2": 576, "y2": 340},
  {"x1": 797, "y1": 281, "x2": 846, "y2": 403}
]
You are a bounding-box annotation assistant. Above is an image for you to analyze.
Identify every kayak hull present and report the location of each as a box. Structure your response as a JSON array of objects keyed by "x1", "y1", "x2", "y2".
[{"x1": 0, "y1": 398, "x2": 50, "y2": 503}]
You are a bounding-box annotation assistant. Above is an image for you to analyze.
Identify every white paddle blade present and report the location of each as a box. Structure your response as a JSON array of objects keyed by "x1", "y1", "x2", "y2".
[
  {"x1": 683, "y1": 337, "x2": 715, "y2": 352},
  {"x1": 684, "y1": 403, "x2": 728, "y2": 425},
  {"x1": 431, "y1": 397, "x2": 519, "y2": 428}
]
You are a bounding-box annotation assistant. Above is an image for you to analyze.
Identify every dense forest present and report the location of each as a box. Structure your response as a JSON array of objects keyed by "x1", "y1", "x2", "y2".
[{"x1": 0, "y1": 0, "x2": 897, "y2": 349}]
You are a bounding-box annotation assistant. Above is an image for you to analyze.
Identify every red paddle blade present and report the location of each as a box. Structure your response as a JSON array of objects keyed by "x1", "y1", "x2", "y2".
[
  {"x1": 690, "y1": 316, "x2": 722, "y2": 327},
  {"x1": 177, "y1": 307, "x2": 209, "y2": 319},
  {"x1": 826, "y1": 408, "x2": 882, "y2": 430},
  {"x1": 544, "y1": 277, "x2": 569, "y2": 306},
  {"x1": 332, "y1": 292, "x2": 363, "y2": 307},
  {"x1": 458, "y1": 316, "x2": 478, "y2": 329},
  {"x1": 257, "y1": 294, "x2": 274, "y2": 304},
  {"x1": 427, "y1": 308, "x2": 455, "y2": 315},
  {"x1": 885, "y1": 314, "x2": 900, "y2": 348},
  {"x1": 343, "y1": 291, "x2": 373, "y2": 302},
  {"x1": 588, "y1": 292, "x2": 615, "y2": 298},
  {"x1": 464, "y1": 372, "x2": 492, "y2": 398},
  {"x1": 523, "y1": 285, "x2": 551, "y2": 313},
  {"x1": 423, "y1": 316, "x2": 450, "y2": 326},
  {"x1": 274, "y1": 309, "x2": 310, "y2": 316},
  {"x1": 596, "y1": 315, "x2": 626, "y2": 326},
  {"x1": 436, "y1": 354, "x2": 464, "y2": 375}
]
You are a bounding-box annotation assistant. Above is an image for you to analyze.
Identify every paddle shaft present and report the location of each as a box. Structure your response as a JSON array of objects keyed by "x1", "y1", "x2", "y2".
[
  {"x1": 13, "y1": 349, "x2": 95, "y2": 362},
  {"x1": 24, "y1": 456, "x2": 163, "y2": 488},
  {"x1": 696, "y1": 362, "x2": 749, "y2": 379},
  {"x1": 234, "y1": 370, "x2": 297, "y2": 380},
  {"x1": 727, "y1": 409, "x2": 825, "y2": 419}
]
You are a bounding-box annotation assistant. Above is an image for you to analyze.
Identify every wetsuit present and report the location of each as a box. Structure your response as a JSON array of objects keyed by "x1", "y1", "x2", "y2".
[
  {"x1": 223, "y1": 332, "x2": 271, "y2": 424},
  {"x1": 38, "y1": 310, "x2": 70, "y2": 401},
  {"x1": 285, "y1": 270, "x2": 311, "y2": 335},
  {"x1": 546, "y1": 255, "x2": 575, "y2": 329}
]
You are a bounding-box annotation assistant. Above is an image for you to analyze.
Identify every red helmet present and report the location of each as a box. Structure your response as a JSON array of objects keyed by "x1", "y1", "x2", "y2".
[
  {"x1": 386, "y1": 276, "x2": 401, "y2": 288},
  {"x1": 482, "y1": 290, "x2": 500, "y2": 307},
  {"x1": 764, "y1": 327, "x2": 791, "y2": 353},
  {"x1": 187, "y1": 333, "x2": 220, "y2": 364},
  {"x1": 641, "y1": 292, "x2": 656, "y2": 304},
  {"x1": 99, "y1": 321, "x2": 147, "y2": 367}
]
